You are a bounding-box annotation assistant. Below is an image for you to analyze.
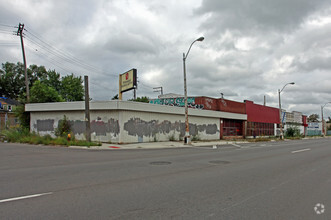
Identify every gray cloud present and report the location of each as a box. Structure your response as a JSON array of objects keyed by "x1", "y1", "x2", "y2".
[{"x1": 1, "y1": 0, "x2": 331, "y2": 116}]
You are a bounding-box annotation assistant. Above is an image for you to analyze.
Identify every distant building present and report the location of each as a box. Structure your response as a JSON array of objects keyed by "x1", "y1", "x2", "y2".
[{"x1": 0, "y1": 97, "x2": 21, "y2": 130}]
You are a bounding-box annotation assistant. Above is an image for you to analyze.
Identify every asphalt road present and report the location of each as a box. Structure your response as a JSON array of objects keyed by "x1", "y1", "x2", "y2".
[{"x1": 0, "y1": 138, "x2": 330, "y2": 219}]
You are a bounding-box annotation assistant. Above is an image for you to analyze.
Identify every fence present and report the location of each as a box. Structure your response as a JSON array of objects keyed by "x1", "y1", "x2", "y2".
[
  {"x1": 306, "y1": 130, "x2": 322, "y2": 136},
  {"x1": 0, "y1": 113, "x2": 20, "y2": 131}
]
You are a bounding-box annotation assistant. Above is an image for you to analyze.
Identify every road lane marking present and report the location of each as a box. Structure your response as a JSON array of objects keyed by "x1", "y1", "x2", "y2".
[
  {"x1": 291, "y1": 148, "x2": 311, "y2": 154},
  {"x1": 0, "y1": 192, "x2": 53, "y2": 203},
  {"x1": 231, "y1": 144, "x2": 242, "y2": 148}
]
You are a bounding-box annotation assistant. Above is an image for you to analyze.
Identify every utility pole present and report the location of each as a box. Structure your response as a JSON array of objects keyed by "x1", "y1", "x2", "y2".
[
  {"x1": 133, "y1": 84, "x2": 137, "y2": 100},
  {"x1": 17, "y1": 23, "x2": 29, "y2": 103},
  {"x1": 264, "y1": 95, "x2": 266, "y2": 106},
  {"x1": 84, "y1": 76, "x2": 91, "y2": 142},
  {"x1": 153, "y1": 87, "x2": 163, "y2": 96}
]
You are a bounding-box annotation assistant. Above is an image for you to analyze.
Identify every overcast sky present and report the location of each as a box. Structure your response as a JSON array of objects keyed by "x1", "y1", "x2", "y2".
[{"x1": 1, "y1": 0, "x2": 331, "y2": 117}]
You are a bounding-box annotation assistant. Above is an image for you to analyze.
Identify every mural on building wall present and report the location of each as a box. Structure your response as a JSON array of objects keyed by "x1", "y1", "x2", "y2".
[
  {"x1": 149, "y1": 97, "x2": 204, "y2": 109},
  {"x1": 90, "y1": 118, "x2": 120, "y2": 136},
  {"x1": 34, "y1": 118, "x2": 120, "y2": 136},
  {"x1": 123, "y1": 118, "x2": 218, "y2": 137}
]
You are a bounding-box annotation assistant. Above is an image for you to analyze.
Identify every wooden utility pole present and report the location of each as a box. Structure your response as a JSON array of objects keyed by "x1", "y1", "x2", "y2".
[
  {"x1": 84, "y1": 76, "x2": 91, "y2": 142},
  {"x1": 17, "y1": 23, "x2": 29, "y2": 103},
  {"x1": 119, "y1": 76, "x2": 122, "y2": 100},
  {"x1": 153, "y1": 87, "x2": 163, "y2": 96}
]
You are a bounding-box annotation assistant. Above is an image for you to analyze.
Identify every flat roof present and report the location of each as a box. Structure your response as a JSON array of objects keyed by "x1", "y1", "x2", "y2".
[{"x1": 25, "y1": 100, "x2": 247, "y2": 120}]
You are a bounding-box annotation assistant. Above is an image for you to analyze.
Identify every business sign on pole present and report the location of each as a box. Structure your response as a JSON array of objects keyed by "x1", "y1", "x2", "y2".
[
  {"x1": 282, "y1": 111, "x2": 286, "y2": 124},
  {"x1": 119, "y1": 69, "x2": 137, "y2": 93}
]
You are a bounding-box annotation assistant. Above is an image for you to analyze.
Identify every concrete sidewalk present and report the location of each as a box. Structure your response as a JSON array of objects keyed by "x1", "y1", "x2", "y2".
[{"x1": 74, "y1": 140, "x2": 250, "y2": 150}]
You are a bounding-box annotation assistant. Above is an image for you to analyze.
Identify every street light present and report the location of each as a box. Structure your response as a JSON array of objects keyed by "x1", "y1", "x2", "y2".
[
  {"x1": 321, "y1": 102, "x2": 331, "y2": 136},
  {"x1": 183, "y1": 36, "x2": 204, "y2": 144},
  {"x1": 278, "y1": 82, "x2": 295, "y2": 139}
]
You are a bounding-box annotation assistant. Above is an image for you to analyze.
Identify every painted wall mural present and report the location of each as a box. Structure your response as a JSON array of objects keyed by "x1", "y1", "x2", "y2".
[
  {"x1": 34, "y1": 118, "x2": 120, "y2": 136},
  {"x1": 124, "y1": 118, "x2": 218, "y2": 137},
  {"x1": 149, "y1": 97, "x2": 204, "y2": 109}
]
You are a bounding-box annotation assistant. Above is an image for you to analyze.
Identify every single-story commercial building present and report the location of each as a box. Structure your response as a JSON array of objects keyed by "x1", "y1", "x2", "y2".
[{"x1": 26, "y1": 101, "x2": 247, "y2": 143}]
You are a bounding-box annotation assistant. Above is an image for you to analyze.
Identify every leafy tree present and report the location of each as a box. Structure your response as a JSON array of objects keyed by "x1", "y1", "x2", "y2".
[
  {"x1": 307, "y1": 114, "x2": 319, "y2": 122},
  {"x1": 60, "y1": 74, "x2": 84, "y2": 101},
  {"x1": 1, "y1": 62, "x2": 84, "y2": 103},
  {"x1": 30, "y1": 81, "x2": 64, "y2": 103},
  {"x1": 40, "y1": 70, "x2": 62, "y2": 92},
  {"x1": 128, "y1": 96, "x2": 149, "y2": 103},
  {"x1": 0, "y1": 62, "x2": 25, "y2": 99}
]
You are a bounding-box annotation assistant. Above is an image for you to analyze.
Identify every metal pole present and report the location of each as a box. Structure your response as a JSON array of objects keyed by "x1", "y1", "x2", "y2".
[
  {"x1": 183, "y1": 53, "x2": 190, "y2": 144},
  {"x1": 84, "y1": 76, "x2": 91, "y2": 142},
  {"x1": 119, "y1": 74, "x2": 122, "y2": 100},
  {"x1": 278, "y1": 89, "x2": 283, "y2": 139},
  {"x1": 321, "y1": 105, "x2": 324, "y2": 136}
]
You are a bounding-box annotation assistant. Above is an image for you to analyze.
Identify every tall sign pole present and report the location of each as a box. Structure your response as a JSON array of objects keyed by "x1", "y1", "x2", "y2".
[
  {"x1": 84, "y1": 76, "x2": 91, "y2": 142},
  {"x1": 17, "y1": 23, "x2": 29, "y2": 103},
  {"x1": 119, "y1": 76, "x2": 122, "y2": 100}
]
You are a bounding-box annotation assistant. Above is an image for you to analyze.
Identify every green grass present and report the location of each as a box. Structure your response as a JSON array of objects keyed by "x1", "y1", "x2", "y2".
[{"x1": 1, "y1": 129, "x2": 101, "y2": 147}]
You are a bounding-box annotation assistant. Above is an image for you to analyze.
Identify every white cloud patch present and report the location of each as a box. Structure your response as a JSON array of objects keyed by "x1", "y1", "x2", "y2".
[{"x1": 1, "y1": 0, "x2": 331, "y2": 116}]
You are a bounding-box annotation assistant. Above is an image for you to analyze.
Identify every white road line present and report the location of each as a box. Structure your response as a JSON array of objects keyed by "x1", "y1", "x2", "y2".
[
  {"x1": 291, "y1": 148, "x2": 311, "y2": 154},
  {"x1": 231, "y1": 143, "x2": 242, "y2": 148},
  {"x1": 0, "y1": 192, "x2": 53, "y2": 203}
]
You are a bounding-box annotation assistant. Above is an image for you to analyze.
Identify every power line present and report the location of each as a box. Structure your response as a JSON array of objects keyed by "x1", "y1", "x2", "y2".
[
  {"x1": 0, "y1": 24, "x2": 15, "y2": 28},
  {"x1": 23, "y1": 27, "x2": 117, "y2": 78},
  {"x1": 25, "y1": 43, "x2": 84, "y2": 75}
]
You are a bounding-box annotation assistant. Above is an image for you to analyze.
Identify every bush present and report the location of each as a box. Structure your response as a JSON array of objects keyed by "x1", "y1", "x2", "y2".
[
  {"x1": 1, "y1": 128, "x2": 100, "y2": 147},
  {"x1": 285, "y1": 126, "x2": 301, "y2": 137},
  {"x1": 168, "y1": 133, "x2": 176, "y2": 141},
  {"x1": 191, "y1": 134, "x2": 201, "y2": 141},
  {"x1": 55, "y1": 115, "x2": 71, "y2": 137}
]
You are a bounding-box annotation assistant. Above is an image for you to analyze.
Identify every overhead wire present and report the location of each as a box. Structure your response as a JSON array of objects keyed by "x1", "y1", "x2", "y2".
[
  {"x1": 0, "y1": 24, "x2": 16, "y2": 28},
  {"x1": 25, "y1": 42, "x2": 83, "y2": 75},
  {"x1": 23, "y1": 27, "x2": 118, "y2": 78}
]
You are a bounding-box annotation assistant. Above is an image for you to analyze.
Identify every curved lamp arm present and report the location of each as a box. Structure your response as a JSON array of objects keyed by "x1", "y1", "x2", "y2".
[{"x1": 184, "y1": 37, "x2": 204, "y2": 60}]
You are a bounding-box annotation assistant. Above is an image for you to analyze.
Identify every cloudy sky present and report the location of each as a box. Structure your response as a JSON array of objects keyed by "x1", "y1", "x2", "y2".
[{"x1": 1, "y1": 0, "x2": 331, "y2": 117}]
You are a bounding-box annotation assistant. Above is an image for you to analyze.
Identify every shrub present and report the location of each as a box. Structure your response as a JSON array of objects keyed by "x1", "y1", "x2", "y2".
[
  {"x1": 1, "y1": 129, "x2": 100, "y2": 147},
  {"x1": 191, "y1": 134, "x2": 201, "y2": 141},
  {"x1": 55, "y1": 115, "x2": 71, "y2": 137},
  {"x1": 285, "y1": 126, "x2": 301, "y2": 137},
  {"x1": 168, "y1": 133, "x2": 176, "y2": 141}
]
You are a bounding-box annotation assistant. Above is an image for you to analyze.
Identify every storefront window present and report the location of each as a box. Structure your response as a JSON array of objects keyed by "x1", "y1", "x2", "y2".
[{"x1": 223, "y1": 119, "x2": 243, "y2": 136}]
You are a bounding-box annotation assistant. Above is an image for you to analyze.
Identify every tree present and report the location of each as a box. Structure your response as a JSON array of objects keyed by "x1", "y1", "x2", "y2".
[
  {"x1": 307, "y1": 114, "x2": 319, "y2": 122},
  {"x1": 0, "y1": 62, "x2": 25, "y2": 99},
  {"x1": 1, "y1": 62, "x2": 84, "y2": 103},
  {"x1": 60, "y1": 74, "x2": 84, "y2": 101},
  {"x1": 30, "y1": 81, "x2": 64, "y2": 103},
  {"x1": 40, "y1": 69, "x2": 61, "y2": 92},
  {"x1": 128, "y1": 96, "x2": 150, "y2": 103}
]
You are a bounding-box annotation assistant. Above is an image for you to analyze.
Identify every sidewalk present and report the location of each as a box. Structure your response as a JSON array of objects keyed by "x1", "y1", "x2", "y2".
[{"x1": 71, "y1": 140, "x2": 250, "y2": 150}]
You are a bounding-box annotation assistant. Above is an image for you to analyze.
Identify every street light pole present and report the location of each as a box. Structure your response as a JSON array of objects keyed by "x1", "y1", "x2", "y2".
[
  {"x1": 183, "y1": 36, "x2": 204, "y2": 144},
  {"x1": 278, "y1": 82, "x2": 295, "y2": 139},
  {"x1": 321, "y1": 102, "x2": 331, "y2": 136}
]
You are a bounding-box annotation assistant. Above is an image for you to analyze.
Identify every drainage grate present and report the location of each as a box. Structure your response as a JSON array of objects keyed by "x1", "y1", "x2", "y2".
[
  {"x1": 149, "y1": 161, "x2": 172, "y2": 165},
  {"x1": 209, "y1": 160, "x2": 230, "y2": 165}
]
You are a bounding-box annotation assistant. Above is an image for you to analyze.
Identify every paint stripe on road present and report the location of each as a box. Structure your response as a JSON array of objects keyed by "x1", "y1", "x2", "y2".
[
  {"x1": 0, "y1": 192, "x2": 53, "y2": 203},
  {"x1": 291, "y1": 148, "x2": 311, "y2": 154},
  {"x1": 231, "y1": 143, "x2": 242, "y2": 148}
]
